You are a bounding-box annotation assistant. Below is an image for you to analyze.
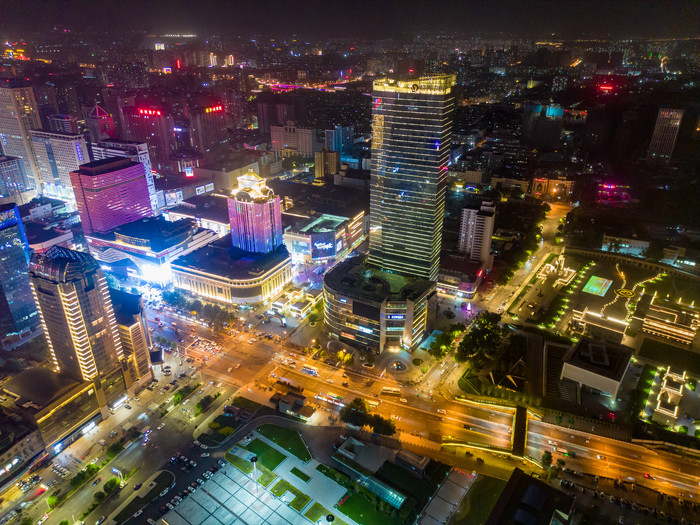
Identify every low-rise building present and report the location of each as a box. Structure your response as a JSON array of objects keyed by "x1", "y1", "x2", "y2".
[
  {"x1": 284, "y1": 212, "x2": 365, "y2": 265},
  {"x1": 277, "y1": 391, "x2": 314, "y2": 421},
  {"x1": 166, "y1": 194, "x2": 230, "y2": 238}
]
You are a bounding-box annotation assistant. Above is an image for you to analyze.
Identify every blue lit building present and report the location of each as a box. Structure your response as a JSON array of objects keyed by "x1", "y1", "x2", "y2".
[{"x1": 0, "y1": 203, "x2": 39, "y2": 346}]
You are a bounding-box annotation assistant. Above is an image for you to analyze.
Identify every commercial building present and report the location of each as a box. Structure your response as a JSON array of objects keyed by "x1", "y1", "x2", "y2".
[
  {"x1": 314, "y1": 149, "x2": 341, "y2": 182},
  {"x1": 154, "y1": 173, "x2": 215, "y2": 209},
  {"x1": 189, "y1": 103, "x2": 229, "y2": 163},
  {"x1": 86, "y1": 216, "x2": 218, "y2": 284},
  {"x1": 109, "y1": 288, "x2": 154, "y2": 387},
  {"x1": 560, "y1": 339, "x2": 632, "y2": 400},
  {"x1": 325, "y1": 124, "x2": 355, "y2": 153},
  {"x1": 85, "y1": 104, "x2": 115, "y2": 141},
  {"x1": 284, "y1": 212, "x2": 365, "y2": 265},
  {"x1": 530, "y1": 174, "x2": 576, "y2": 202},
  {"x1": 458, "y1": 200, "x2": 495, "y2": 265},
  {"x1": 121, "y1": 106, "x2": 176, "y2": 173},
  {"x1": 172, "y1": 237, "x2": 292, "y2": 305},
  {"x1": 0, "y1": 203, "x2": 39, "y2": 347},
  {"x1": 194, "y1": 156, "x2": 259, "y2": 191},
  {"x1": 0, "y1": 156, "x2": 31, "y2": 199},
  {"x1": 270, "y1": 122, "x2": 323, "y2": 157},
  {"x1": 90, "y1": 139, "x2": 157, "y2": 210},
  {"x1": 24, "y1": 222, "x2": 74, "y2": 254},
  {"x1": 70, "y1": 158, "x2": 153, "y2": 235},
  {"x1": 522, "y1": 103, "x2": 564, "y2": 151},
  {"x1": 29, "y1": 247, "x2": 135, "y2": 408},
  {"x1": 367, "y1": 75, "x2": 456, "y2": 281},
  {"x1": 647, "y1": 108, "x2": 684, "y2": 166},
  {"x1": 0, "y1": 83, "x2": 42, "y2": 188},
  {"x1": 635, "y1": 294, "x2": 699, "y2": 346},
  {"x1": 30, "y1": 130, "x2": 89, "y2": 207},
  {"x1": 47, "y1": 114, "x2": 79, "y2": 134},
  {"x1": 324, "y1": 255, "x2": 434, "y2": 352},
  {"x1": 228, "y1": 170, "x2": 283, "y2": 254},
  {"x1": 166, "y1": 194, "x2": 230, "y2": 238}
]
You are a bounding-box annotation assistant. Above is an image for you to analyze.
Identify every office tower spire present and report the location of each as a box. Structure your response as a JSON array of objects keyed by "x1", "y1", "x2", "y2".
[{"x1": 367, "y1": 75, "x2": 456, "y2": 281}]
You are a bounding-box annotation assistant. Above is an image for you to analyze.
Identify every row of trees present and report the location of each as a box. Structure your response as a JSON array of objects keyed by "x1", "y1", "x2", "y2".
[
  {"x1": 428, "y1": 323, "x2": 467, "y2": 359},
  {"x1": 161, "y1": 290, "x2": 238, "y2": 329},
  {"x1": 339, "y1": 398, "x2": 396, "y2": 435},
  {"x1": 455, "y1": 312, "x2": 508, "y2": 365}
]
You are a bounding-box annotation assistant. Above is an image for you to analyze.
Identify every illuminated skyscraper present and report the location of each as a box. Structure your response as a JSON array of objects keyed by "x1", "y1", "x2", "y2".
[
  {"x1": 0, "y1": 203, "x2": 39, "y2": 344},
  {"x1": 70, "y1": 158, "x2": 153, "y2": 235},
  {"x1": 122, "y1": 106, "x2": 175, "y2": 173},
  {"x1": 647, "y1": 108, "x2": 684, "y2": 165},
  {"x1": 0, "y1": 156, "x2": 30, "y2": 199},
  {"x1": 30, "y1": 130, "x2": 89, "y2": 206},
  {"x1": 189, "y1": 103, "x2": 229, "y2": 163},
  {"x1": 29, "y1": 247, "x2": 123, "y2": 383},
  {"x1": 368, "y1": 75, "x2": 456, "y2": 281},
  {"x1": 227, "y1": 169, "x2": 282, "y2": 254},
  {"x1": 0, "y1": 82, "x2": 42, "y2": 188}
]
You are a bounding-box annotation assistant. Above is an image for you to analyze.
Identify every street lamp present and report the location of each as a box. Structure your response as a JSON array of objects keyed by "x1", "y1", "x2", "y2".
[
  {"x1": 326, "y1": 514, "x2": 335, "y2": 524},
  {"x1": 251, "y1": 456, "x2": 258, "y2": 493}
]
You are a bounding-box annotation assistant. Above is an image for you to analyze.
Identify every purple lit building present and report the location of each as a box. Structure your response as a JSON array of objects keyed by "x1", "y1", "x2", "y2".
[
  {"x1": 227, "y1": 170, "x2": 282, "y2": 254},
  {"x1": 70, "y1": 158, "x2": 153, "y2": 235}
]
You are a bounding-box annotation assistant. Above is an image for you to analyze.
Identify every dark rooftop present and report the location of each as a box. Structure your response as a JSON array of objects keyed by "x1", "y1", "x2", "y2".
[
  {"x1": 3, "y1": 368, "x2": 80, "y2": 409},
  {"x1": 153, "y1": 172, "x2": 213, "y2": 191},
  {"x1": 172, "y1": 236, "x2": 290, "y2": 281},
  {"x1": 24, "y1": 222, "x2": 70, "y2": 245},
  {"x1": 564, "y1": 338, "x2": 632, "y2": 382},
  {"x1": 109, "y1": 288, "x2": 142, "y2": 326},
  {"x1": 168, "y1": 194, "x2": 229, "y2": 224},
  {"x1": 74, "y1": 157, "x2": 137, "y2": 176},
  {"x1": 486, "y1": 468, "x2": 573, "y2": 525},
  {"x1": 88, "y1": 216, "x2": 197, "y2": 253}
]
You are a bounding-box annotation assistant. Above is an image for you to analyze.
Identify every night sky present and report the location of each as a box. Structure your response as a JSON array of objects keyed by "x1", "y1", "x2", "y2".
[{"x1": 3, "y1": 0, "x2": 699, "y2": 38}]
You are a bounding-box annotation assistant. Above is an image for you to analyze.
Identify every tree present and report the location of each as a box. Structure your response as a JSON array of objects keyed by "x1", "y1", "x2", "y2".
[
  {"x1": 455, "y1": 312, "x2": 507, "y2": 363},
  {"x1": 48, "y1": 496, "x2": 60, "y2": 508},
  {"x1": 21, "y1": 518, "x2": 33, "y2": 525},
  {"x1": 556, "y1": 459, "x2": 565, "y2": 467},
  {"x1": 339, "y1": 398, "x2": 370, "y2": 428},
  {"x1": 337, "y1": 349, "x2": 353, "y2": 365},
  {"x1": 4, "y1": 358, "x2": 24, "y2": 373},
  {"x1": 94, "y1": 490, "x2": 106, "y2": 503},
  {"x1": 541, "y1": 450, "x2": 552, "y2": 469},
  {"x1": 59, "y1": 521, "x2": 70, "y2": 525},
  {"x1": 103, "y1": 477, "x2": 120, "y2": 493},
  {"x1": 369, "y1": 414, "x2": 396, "y2": 436},
  {"x1": 307, "y1": 312, "x2": 319, "y2": 324}
]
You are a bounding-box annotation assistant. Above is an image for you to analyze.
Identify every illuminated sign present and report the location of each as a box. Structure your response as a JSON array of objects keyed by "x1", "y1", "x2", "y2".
[
  {"x1": 386, "y1": 314, "x2": 405, "y2": 320},
  {"x1": 314, "y1": 242, "x2": 333, "y2": 250},
  {"x1": 184, "y1": 167, "x2": 194, "y2": 178},
  {"x1": 138, "y1": 109, "x2": 162, "y2": 116},
  {"x1": 163, "y1": 67, "x2": 172, "y2": 74},
  {"x1": 339, "y1": 298, "x2": 347, "y2": 303},
  {"x1": 599, "y1": 85, "x2": 613, "y2": 92},
  {"x1": 81, "y1": 421, "x2": 96, "y2": 435},
  {"x1": 358, "y1": 326, "x2": 373, "y2": 334},
  {"x1": 155, "y1": 43, "x2": 165, "y2": 51},
  {"x1": 205, "y1": 105, "x2": 223, "y2": 113},
  {"x1": 196, "y1": 185, "x2": 205, "y2": 195}
]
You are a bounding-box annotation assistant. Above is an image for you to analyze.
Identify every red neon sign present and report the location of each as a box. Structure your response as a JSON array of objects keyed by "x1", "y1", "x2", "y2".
[
  {"x1": 599, "y1": 85, "x2": 613, "y2": 92},
  {"x1": 176, "y1": 59, "x2": 181, "y2": 69},
  {"x1": 138, "y1": 109, "x2": 162, "y2": 116},
  {"x1": 205, "y1": 105, "x2": 223, "y2": 113}
]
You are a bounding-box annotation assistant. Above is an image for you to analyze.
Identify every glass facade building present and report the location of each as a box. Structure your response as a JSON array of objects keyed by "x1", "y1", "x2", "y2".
[
  {"x1": 0, "y1": 203, "x2": 39, "y2": 340},
  {"x1": 0, "y1": 156, "x2": 30, "y2": 198},
  {"x1": 368, "y1": 75, "x2": 456, "y2": 281},
  {"x1": 0, "y1": 84, "x2": 42, "y2": 189}
]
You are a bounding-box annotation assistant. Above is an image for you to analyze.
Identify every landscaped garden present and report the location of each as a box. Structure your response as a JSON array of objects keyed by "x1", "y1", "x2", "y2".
[
  {"x1": 255, "y1": 423, "x2": 312, "y2": 462},
  {"x1": 270, "y1": 479, "x2": 310, "y2": 511},
  {"x1": 244, "y1": 438, "x2": 287, "y2": 470}
]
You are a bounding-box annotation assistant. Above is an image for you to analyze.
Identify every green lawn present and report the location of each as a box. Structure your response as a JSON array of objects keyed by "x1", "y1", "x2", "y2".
[
  {"x1": 337, "y1": 492, "x2": 403, "y2": 525},
  {"x1": 290, "y1": 467, "x2": 310, "y2": 482},
  {"x1": 305, "y1": 502, "x2": 348, "y2": 525},
  {"x1": 258, "y1": 468, "x2": 277, "y2": 487},
  {"x1": 315, "y1": 464, "x2": 352, "y2": 488},
  {"x1": 639, "y1": 338, "x2": 700, "y2": 375},
  {"x1": 113, "y1": 471, "x2": 174, "y2": 524},
  {"x1": 245, "y1": 438, "x2": 286, "y2": 470},
  {"x1": 256, "y1": 424, "x2": 312, "y2": 462},
  {"x1": 270, "y1": 479, "x2": 310, "y2": 511},
  {"x1": 449, "y1": 475, "x2": 507, "y2": 525},
  {"x1": 225, "y1": 451, "x2": 253, "y2": 474}
]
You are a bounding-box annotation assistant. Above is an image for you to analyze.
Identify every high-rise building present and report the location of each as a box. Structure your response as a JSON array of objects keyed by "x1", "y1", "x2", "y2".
[
  {"x1": 122, "y1": 106, "x2": 176, "y2": 173},
  {"x1": 0, "y1": 82, "x2": 42, "y2": 188},
  {"x1": 270, "y1": 122, "x2": 323, "y2": 157},
  {"x1": 29, "y1": 247, "x2": 132, "y2": 405},
  {"x1": 90, "y1": 139, "x2": 156, "y2": 209},
  {"x1": 30, "y1": 130, "x2": 89, "y2": 206},
  {"x1": 227, "y1": 169, "x2": 282, "y2": 253},
  {"x1": 325, "y1": 125, "x2": 355, "y2": 153},
  {"x1": 189, "y1": 103, "x2": 229, "y2": 163},
  {"x1": 0, "y1": 203, "x2": 39, "y2": 344},
  {"x1": 109, "y1": 288, "x2": 153, "y2": 384},
  {"x1": 101, "y1": 87, "x2": 134, "y2": 137},
  {"x1": 0, "y1": 156, "x2": 30, "y2": 198},
  {"x1": 367, "y1": 75, "x2": 456, "y2": 281},
  {"x1": 314, "y1": 149, "x2": 341, "y2": 181},
  {"x1": 47, "y1": 114, "x2": 79, "y2": 134},
  {"x1": 647, "y1": 108, "x2": 684, "y2": 165},
  {"x1": 70, "y1": 158, "x2": 153, "y2": 235},
  {"x1": 32, "y1": 84, "x2": 59, "y2": 125},
  {"x1": 458, "y1": 200, "x2": 496, "y2": 265},
  {"x1": 85, "y1": 104, "x2": 115, "y2": 141}
]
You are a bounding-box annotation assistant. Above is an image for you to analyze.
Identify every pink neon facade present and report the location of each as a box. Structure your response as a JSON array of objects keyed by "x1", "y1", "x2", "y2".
[
  {"x1": 228, "y1": 195, "x2": 282, "y2": 254},
  {"x1": 70, "y1": 158, "x2": 153, "y2": 235}
]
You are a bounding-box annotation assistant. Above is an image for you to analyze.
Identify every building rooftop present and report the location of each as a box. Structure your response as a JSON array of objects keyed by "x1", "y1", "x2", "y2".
[
  {"x1": 486, "y1": 468, "x2": 573, "y2": 525},
  {"x1": 109, "y1": 288, "x2": 142, "y2": 326},
  {"x1": 88, "y1": 216, "x2": 197, "y2": 253},
  {"x1": 168, "y1": 194, "x2": 229, "y2": 224},
  {"x1": 30, "y1": 246, "x2": 99, "y2": 283},
  {"x1": 172, "y1": 236, "x2": 290, "y2": 281},
  {"x1": 563, "y1": 338, "x2": 632, "y2": 382},
  {"x1": 324, "y1": 255, "x2": 434, "y2": 304},
  {"x1": 73, "y1": 157, "x2": 137, "y2": 176},
  {"x1": 24, "y1": 223, "x2": 70, "y2": 245},
  {"x1": 153, "y1": 173, "x2": 213, "y2": 191},
  {"x1": 294, "y1": 214, "x2": 348, "y2": 235},
  {"x1": 3, "y1": 368, "x2": 80, "y2": 409}
]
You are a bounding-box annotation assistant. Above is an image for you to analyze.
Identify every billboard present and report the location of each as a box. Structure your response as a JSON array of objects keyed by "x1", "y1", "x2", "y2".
[{"x1": 311, "y1": 230, "x2": 336, "y2": 259}]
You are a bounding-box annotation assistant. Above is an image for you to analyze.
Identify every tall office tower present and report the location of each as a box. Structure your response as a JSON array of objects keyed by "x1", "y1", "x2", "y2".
[
  {"x1": 32, "y1": 84, "x2": 59, "y2": 125},
  {"x1": 325, "y1": 125, "x2": 355, "y2": 153},
  {"x1": 122, "y1": 106, "x2": 176, "y2": 173},
  {"x1": 0, "y1": 82, "x2": 42, "y2": 188},
  {"x1": 0, "y1": 203, "x2": 39, "y2": 344},
  {"x1": 458, "y1": 200, "x2": 496, "y2": 265},
  {"x1": 55, "y1": 84, "x2": 81, "y2": 117},
  {"x1": 189, "y1": 103, "x2": 229, "y2": 163},
  {"x1": 90, "y1": 139, "x2": 156, "y2": 209},
  {"x1": 314, "y1": 148, "x2": 341, "y2": 181},
  {"x1": 85, "y1": 104, "x2": 115, "y2": 141},
  {"x1": 109, "y1": 288, "x2": 154, "y2": 383},
  {"x1": 647, "y1": 108, "x2": 684, "y2": 165},
  {"x1": 70, "y1": 158, "x2": 153, "y2": 235},
  {"x1": 29, "y1": 247, "x2": 130, "y2": 404},
  {"x1": 47, "y1": 114, "x2": 79, "y2": 134},
  {"x1": 367, "y1": 75, "x2": 456, "y2": 281},
  {"x1": 0, "y1": 156, "x2": 30, "y2": 198},
  {"x1": 227, "y1": 169, "x2": 282, "y2": 253},
  {"x1": 256, "y1": 92, "x2": 276, "y2": 134},
  {"x1": 30, "y1": 130, "x2": 89, "y2": 205},
  {"x1": 275, "y1": 102, "x2": 295, "y2": 126},
  {"x1": 270, "y1": 122, "x2": 323, "y2": 157},
  {"x1": 101, "y1": 87, "x2": 134, "y2": 137}
]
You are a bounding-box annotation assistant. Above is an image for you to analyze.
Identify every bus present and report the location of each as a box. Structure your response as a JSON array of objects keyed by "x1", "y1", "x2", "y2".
[
  {"x1": 381, "y1": 387, "x2": 401, "y2": 397},
  {"x1": 552, "y1": 446, "x2": 576, "y2": 458},
  {"x1": 367, "y1": 399, "x2": 380, "y2": 408},
  {"x1": 326, "y1": 392, "x2": 344, "y2": 406},
  {"x1": 301, "y1": 365, "x2": 319, "y2": 376}
]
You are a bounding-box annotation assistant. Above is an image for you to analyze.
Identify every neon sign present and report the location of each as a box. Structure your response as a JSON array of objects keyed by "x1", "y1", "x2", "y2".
[
  {"x1": 138, "y1": 109, "x2": 162, "y2": 116},
  {"x1": 314, "y1": 242, "x2": 333, "y2": 250},
  {"x1": 205, "y1": 105, "x2": 223, "y2": 113}
]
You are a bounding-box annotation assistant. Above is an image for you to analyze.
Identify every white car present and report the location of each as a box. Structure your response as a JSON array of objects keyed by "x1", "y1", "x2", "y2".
[
  {"x1": 157, "y1": 423, "x2": 165, "y2": 430},
  {"x1": 201, "y1": 453, "x2": 210, "y2": 458}
]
